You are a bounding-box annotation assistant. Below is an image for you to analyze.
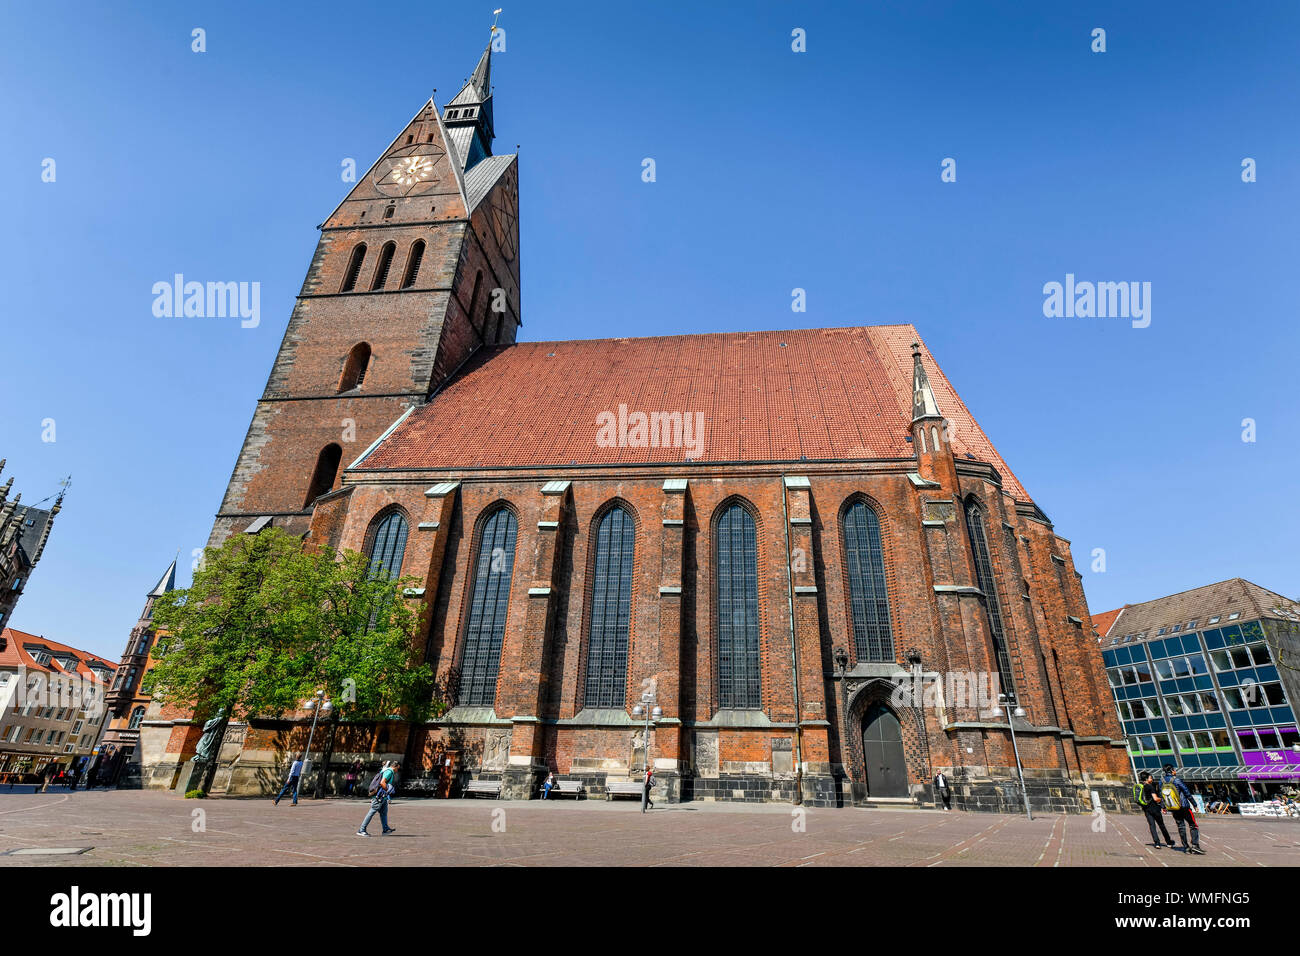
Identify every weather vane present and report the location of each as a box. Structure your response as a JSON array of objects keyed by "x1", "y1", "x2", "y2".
[{"x1": 491, "y1": 8, "x2": 503, "y2": 34}]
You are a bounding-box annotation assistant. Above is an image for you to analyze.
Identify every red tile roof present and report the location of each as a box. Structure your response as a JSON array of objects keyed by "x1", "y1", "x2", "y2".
[
  {"x1": 1090, "y1": 607, "x2": 1126, "y2": 639},
  {"x1": 0, "y1": 627, "x2": 117, "y2": 685},
  {"x1": 358, "y1": 325, "x2": 1030, "y2": 500}
]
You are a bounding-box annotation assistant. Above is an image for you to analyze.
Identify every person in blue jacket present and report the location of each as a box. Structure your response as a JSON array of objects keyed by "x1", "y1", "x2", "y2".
[{"x1": 1161, "y1": 764, "x2": 1205, "y2": 855}]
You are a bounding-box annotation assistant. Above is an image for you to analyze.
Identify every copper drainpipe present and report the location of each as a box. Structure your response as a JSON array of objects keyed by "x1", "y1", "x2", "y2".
[{"x1": 781, "y1": 474, "x2": 804, "y2": 805}]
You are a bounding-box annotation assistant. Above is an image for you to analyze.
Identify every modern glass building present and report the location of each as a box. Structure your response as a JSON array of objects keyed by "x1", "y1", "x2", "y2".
[{"x1": 1095, "y1": 578, "x2": 1300, "y2": 799}]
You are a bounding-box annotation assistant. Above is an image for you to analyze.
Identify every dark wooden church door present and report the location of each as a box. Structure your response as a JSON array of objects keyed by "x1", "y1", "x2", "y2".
[{"x1": 861, "y1": 703, "x2": 908, "y2": 797}]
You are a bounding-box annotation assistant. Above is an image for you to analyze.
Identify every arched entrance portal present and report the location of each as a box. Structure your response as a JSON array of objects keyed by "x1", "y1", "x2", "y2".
[{"x1": 861, "y1": 703, "x2": 908, "y2": 798}]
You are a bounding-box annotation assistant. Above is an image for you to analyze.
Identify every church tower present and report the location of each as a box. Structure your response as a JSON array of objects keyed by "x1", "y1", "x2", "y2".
[{"x1": 209, "y1": 38, "x2": 521, "y2": 545}]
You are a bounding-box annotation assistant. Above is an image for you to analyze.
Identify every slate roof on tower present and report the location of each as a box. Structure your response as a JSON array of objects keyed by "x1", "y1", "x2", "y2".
[{"x1": 353, "y1": 325, "x2": 1032, "y2": 501}]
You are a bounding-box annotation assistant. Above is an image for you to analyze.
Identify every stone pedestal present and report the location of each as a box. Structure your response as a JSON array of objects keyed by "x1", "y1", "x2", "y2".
[{"x1": 501, "y1": 762, "x2": 546, "y2": 800}]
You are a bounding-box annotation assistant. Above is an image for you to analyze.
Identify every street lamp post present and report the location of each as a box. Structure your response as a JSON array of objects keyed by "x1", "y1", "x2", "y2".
[
  {"x1": 834, "y1": 646, "x2": 850, "y2": 788},
  {"x1": 631, "y1": 689, "x2": 663, "y2": 812},
  {"x1": 992, "y1": 692, "x2": 1032, "y2": 820},
  {"x1": 295, "y1": 690, "x2": 332, "y2": 804}
]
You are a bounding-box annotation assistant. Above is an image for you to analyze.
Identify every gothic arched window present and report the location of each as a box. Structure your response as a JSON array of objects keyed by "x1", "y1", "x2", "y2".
[
  {"x1": 842, "y1": 499, "x2": 894, "y2": 663},
  {"x1": 584, "y1": 506, "x2": 635, "y2": 708},
  {"x1": 338, "y1": 342, "x2": 371, "y2": 392},
  {"x1": 366, "y1": 510, "x2": 409, "y2": 580},
  {"x1": 459, "y1": 508, "x2": 518, "y2": 707},
  {"x1": 303, "y1": 444, "x2": 343, "y2": 508},
  {"x1": 401, "y1": 240, "x2": 425, "y2": 288},
  {"x1": 371, "y1": 242, "x2": 396, "y2": 291},
  {"x1": 716, "y1": 502, "x2": 761, "y2": 708},
  {"x1": 341, "y1": 243, "x2": 367, "y2": 292},
  {"x1": 964, "y1": 499, "x2": 1016, "y2": 697}
]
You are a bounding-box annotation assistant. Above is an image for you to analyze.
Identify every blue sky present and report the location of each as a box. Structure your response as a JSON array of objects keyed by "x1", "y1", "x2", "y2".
[{"x1": 3, "y1": 1, "x2": 1297, "y2": 659}]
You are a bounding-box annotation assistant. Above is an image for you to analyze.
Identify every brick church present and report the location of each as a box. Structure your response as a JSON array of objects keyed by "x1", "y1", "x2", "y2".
[{"x1": 142, "y1": 38, "x2": 1128, "y2": 810}]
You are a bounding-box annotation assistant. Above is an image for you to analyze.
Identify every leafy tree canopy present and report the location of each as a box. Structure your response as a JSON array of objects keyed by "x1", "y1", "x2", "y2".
[{"x1": 149, "y1": 528, "x2": 434, "y2": 724}]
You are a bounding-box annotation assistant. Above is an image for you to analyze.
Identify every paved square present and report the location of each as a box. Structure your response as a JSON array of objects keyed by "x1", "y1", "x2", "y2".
[{"x1": 0, "y1": 790, "x2": 1296, "y2": 867}]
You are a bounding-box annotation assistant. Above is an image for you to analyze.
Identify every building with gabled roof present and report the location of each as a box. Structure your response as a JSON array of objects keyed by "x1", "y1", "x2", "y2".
[
  {"x1": 100, "y1": 558, "x2": 178, "y2": 787},
  {"x1": 1095, "y1": 578, "x2": 1300, "y2": 795},
  {"x1": 0, "y1": 627, "x2": 115, "y2": 778},
  {"x1": 0, "y1": 460, "x2": 65, "y2": 630},
  {"x1": 144, "y1": 34, "x2": 1128, "y2": 811}
]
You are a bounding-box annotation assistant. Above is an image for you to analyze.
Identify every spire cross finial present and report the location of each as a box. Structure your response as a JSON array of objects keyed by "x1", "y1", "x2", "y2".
[{"x1": 491, "y1": 8, "x2": 503, "y2": 34}]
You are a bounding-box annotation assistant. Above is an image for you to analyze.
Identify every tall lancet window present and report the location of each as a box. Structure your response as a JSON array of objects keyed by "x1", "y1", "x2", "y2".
[
  {"x1": 842, "y1": 500, "x2": 894, "y2": 663},
  {"x1": 964, "y1": 499, "x2": 1017, "y2": 698},
  {"x1": 716, "y1": 503, "x2": 761, "y2": 708},
  {"x1": 584, "y1": 506, "x2": 635, "y2": 708},
  {"x1": 459, "y1": 508, "x2": 518, "y2": 707},
  {"x1": 365, "y1": 510, "x2": 409, "y2": 581}
]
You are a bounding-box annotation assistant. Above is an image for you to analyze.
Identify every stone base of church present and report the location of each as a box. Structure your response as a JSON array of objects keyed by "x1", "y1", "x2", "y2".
[{"x1": 927, "y1": 771, "x2": 1130, "y2": 814}]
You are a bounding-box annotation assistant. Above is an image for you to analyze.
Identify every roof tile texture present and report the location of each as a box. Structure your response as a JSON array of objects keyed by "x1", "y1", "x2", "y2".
[{"x1": 360, "y1": 324, "x2": 1030, "y2": 500}]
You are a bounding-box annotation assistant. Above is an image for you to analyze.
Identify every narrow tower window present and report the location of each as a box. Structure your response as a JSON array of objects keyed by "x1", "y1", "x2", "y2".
[
  {"x1": 459, "y1": 508, "x2": 518, "y2": 707},
  {"x1": 584, "y1": 506, "x2": 635, "y2": 708},
  {"x1": 340, "y1": 243, "x2": 367, "y2": 293},
  {"x1": 303, "y1": 444, "x2": 343, "y2": 508},
  {"x1": 338, "y1": 342, "x2": 371, "y2": 392},
  {"x1": 371, "y1": 242, "x2": 396, "y2": 291},
  {"x1": 401, "y1": 240, "x2": 425, "y2": 289}
]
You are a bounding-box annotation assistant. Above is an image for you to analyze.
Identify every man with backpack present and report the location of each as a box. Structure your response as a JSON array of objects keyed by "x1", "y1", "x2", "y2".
[
  {"x1": 357, "y1": 761, "x2": 399, "y2": 837},
  {"x1": 1134, "y1": 770, "x2": 1176, "y2": 849},
  {"x1": 1161, "y1": 764, "x2": 1204, "y2": 854}
]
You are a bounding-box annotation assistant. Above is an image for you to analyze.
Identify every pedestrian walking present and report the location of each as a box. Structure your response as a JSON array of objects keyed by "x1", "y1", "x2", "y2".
[
  {"x1": 273, "y1": 757, "x2": 304, "y2": 806},
  {"x1": 641, "y1": 765, "x2": 654, "y2": 813},
  {"x1": 1135, "y1": 771, "x2": 1176, "y2": 848},
  {"x1": 345, "y1": 759, "x2": 362, "y2": 796},
  {"x1": 357, "y1": 760, "x2": 399, "y2": 837},
  {"x1": 542, "y1": 772, "x2": 555, "y2": 799},
  {"x1": 1161, "y1": 764, "x2": 1205, "y2": 854},
  {"x1": 934, "y1": 771, "x2": 952, "y2": 810}
]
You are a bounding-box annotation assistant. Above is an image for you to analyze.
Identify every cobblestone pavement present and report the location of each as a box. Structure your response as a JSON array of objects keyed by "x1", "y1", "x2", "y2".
[{"x1": 0, "y1": 790, "x2": 1296, "y2": 867}]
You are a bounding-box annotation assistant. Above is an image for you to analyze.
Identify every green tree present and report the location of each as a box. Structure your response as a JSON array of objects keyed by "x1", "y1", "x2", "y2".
[{"x1": 149, "y1": 529, "x2": 437, "y2": 791}]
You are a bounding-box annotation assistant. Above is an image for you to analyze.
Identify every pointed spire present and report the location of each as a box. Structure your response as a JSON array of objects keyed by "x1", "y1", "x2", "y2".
[
  {"x1": 443, "y1": 38, "x2": 496, "y2": 170},
  {"x1": 149, "y1": 556, "x2": 179, "y2": 598},
  {"x1": 449, "y1": 42, "x2": 492, "y2": 107},
  {"x1": 911, "y1": 341, "x2": 941, "y2": 422}
]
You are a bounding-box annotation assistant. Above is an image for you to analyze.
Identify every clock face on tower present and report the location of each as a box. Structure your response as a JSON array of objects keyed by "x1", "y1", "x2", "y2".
[{"x1": 372, "y1": 143, "x2": 444, "y2": 197}]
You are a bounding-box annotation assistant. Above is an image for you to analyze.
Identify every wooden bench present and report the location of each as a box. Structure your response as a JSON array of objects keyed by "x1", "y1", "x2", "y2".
[
  {"x1": 541, "y1": 779, "x2": 585, "y2": 799},
  {"x1": 463, "y1": 779, "x2": 501, "y2": 798},
  {"x1": 605, "y1": 780, "x2": 645, "y2": 800}
]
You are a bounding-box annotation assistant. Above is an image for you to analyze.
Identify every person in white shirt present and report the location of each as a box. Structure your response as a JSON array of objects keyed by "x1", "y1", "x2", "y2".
[{"x1": 934, "y1": 771, "x2": 952, "y2": 810}]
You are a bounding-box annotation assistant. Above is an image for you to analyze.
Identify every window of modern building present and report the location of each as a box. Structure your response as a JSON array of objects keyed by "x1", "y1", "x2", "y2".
[
  {"x1": 459, "y1": 508, "x2": 518, "y2": 707},
  {"x1": 716, "y1": 502, "x2": 761, "y2": 709},
  {"x1": 842, "y1": 499, "x2": 894, "y2": 663},
  {"x1": 584, "y1": 506, "x2": 636, "y2": 709}
]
